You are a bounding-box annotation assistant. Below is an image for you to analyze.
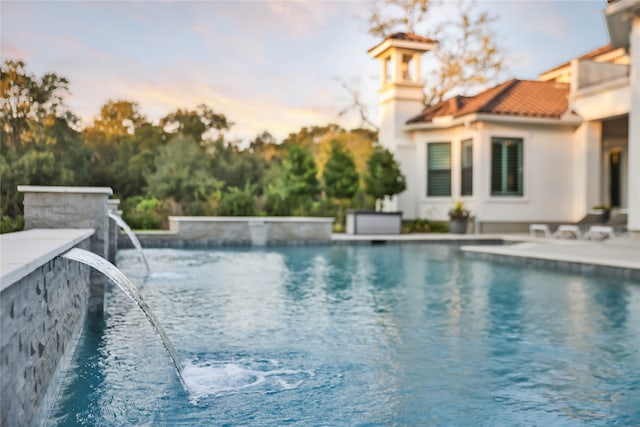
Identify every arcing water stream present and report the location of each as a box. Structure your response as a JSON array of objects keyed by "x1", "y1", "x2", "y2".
[
  {"x1": 108, "y1": 212, "x2": 151, "y2": 276},
  {"x1": 62, "y1": 248, "x2": 186, "y2": 390}
]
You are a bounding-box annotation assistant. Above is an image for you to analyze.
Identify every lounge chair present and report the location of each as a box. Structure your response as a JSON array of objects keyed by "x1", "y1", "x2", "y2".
[
  {"x1": 529, "y1": 212, "x2": 606, "y2": 240},
  {"x1": 584, "y1": 209, "x2": 628, "y2": 240},
  {"x1": 584, "y1": 225, "x2": 616, "y2": 240},
  {"x1": 606, "y1": 209, "x2": 628, "y2": 233},
  {"x1": 554, "y1": 225, "x2": 583, "y2": 239},
  {"x1": 529, "y1": 224, "x2": 552, "y2": 238}
]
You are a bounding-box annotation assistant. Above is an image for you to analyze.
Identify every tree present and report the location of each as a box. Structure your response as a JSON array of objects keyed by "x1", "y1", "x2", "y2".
[
  {"x1": 1, "y1": 60, "x2": 89, "y2": 223},
  {"x1": 145, "y1": 134, "x2": 219, "y2": 204},
  {"x1": 283, "y1": 144, "x2": 320, "y2": 201},
  {"x1": 90, "y1": 100, "x2": 145, "y2": 136},
  {"x1": 364, "y1": 145, "x2": 406, "y2": 211},
  {"x1": 1, "y1": 59, "x2": 71, "y2": 148},
  {"x1": 112, "y1": 122, "x2": 166, "y2": 198},
  {"x1": 83, "y1": 100, "x2": 147, "y2": 189},
  {"x1": 323, "y1": 140, "x2": 359, "y2": 200},
  {"x1": 159, "y1": 104, "x2": 231, "y2": 144},
  {"x1": 263, "y1": 144, "x2": 320, "y2": 215},
  {"x1": 208, "y1": 139, "x2": 268, "y2": 193},
  {"x1": 366, "y1": 0, "x2": 505, "y2": 105}
]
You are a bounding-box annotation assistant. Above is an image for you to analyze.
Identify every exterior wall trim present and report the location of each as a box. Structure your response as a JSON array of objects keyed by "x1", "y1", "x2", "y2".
[{"x1": 404, "y1": 113, "x2": 582, "y2": 132}]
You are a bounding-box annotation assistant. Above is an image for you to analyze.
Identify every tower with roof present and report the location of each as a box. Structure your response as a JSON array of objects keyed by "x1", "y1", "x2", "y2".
[{"x1": 368, "y1": 33, "x2": 436, "y2": 212}]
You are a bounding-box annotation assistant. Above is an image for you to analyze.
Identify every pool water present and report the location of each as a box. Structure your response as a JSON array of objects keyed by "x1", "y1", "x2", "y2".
[{"x1": 48, "y1": 245, "x2": 640, "y2": 426}]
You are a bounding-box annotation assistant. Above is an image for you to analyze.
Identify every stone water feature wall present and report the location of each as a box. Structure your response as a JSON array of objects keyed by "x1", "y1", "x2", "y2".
[
  {"x1": 119, "y1": 216, "x2": 334, "y2": 248},
  {"x1": 0, "y1": 231, "x2": 92, "y2": 427},
  {"x1": 19, "y1": 186, "x2": 113, "y2": 313}
]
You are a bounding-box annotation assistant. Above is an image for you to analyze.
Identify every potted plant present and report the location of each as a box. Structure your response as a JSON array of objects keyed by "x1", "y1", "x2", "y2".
[{"x1": 448, "y1": 201, "x2": 470, "y2": 234}]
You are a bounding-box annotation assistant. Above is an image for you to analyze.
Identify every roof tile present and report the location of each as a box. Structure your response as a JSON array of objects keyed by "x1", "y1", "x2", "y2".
[
  {"x1": 407, "y1": 79, "x2": 570, "y2": 124},
  {"x1": 385, "y1": 32, "x2": 437, "y2": 44}
]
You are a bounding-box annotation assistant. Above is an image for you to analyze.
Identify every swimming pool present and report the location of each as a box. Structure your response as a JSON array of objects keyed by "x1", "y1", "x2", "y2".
[{"x1": 48, "y1": 245, "x2": 640, "y2": 426}]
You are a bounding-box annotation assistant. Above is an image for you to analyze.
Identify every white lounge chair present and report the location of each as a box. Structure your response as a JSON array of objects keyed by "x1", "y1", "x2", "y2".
[
  {"x1": 584, "y1": 225, "x2": 616, "y2": 240},
  {"x1": 529, "y1": 224, "x2": 552, "y2": 238},
  {"x1": 553, "y1": 225, "x2": 583, "y2": 240}
]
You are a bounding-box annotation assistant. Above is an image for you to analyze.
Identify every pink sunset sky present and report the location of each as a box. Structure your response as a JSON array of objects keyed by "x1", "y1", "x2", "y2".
[{"x1": 2, "y1": 0, "x2": 608, "y2": 142}]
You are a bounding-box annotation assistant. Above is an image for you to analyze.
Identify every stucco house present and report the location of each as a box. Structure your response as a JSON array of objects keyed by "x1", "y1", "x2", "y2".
[{"x1": 369, "y1": 0, "x2": 639, "y2": 234}]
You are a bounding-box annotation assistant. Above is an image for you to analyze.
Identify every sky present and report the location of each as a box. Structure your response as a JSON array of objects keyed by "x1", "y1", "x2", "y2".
[{"x1": 1, "y1": 0, "x2": 609, "y2": 142}]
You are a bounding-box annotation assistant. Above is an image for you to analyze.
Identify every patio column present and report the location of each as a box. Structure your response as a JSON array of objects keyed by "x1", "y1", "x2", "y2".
[{"x1": 629, "y1": 17, "x2": 640, "y2": 233}]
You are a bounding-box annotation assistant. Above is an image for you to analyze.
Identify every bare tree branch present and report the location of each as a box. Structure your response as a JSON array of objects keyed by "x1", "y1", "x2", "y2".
[
  {"x1": 366, "y1": 0, "x2": 507, "y2": 106},
  {"x1": 335, "y1": 77, "x2": 379, "y2": 132}
]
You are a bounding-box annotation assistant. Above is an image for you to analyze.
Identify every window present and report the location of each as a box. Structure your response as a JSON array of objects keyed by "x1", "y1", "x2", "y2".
[
  {"x1": 461, "y1": 139, "x2": 473, "y2": 196},
  {"x1": 384, "y1": 57, "x2": 392, "y2": 84},
  {"x1": 491, "y1": 137, "x2": 523, "y2": 196},
  {"x1": 427, "y1": 143, "x2": 451, "y2": 196},
  {"x1": 402, "y1": 54, "x2": 413, "y2": 81}
]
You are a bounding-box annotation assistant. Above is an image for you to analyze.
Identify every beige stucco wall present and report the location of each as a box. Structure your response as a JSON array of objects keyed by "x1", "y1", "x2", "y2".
[{"x1": 403, "y1": 120, "x2": 580, "y2": 225}]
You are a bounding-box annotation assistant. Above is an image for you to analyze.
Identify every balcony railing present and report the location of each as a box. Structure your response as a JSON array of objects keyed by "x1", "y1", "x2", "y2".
[{"x1": 577, "y1": 60, "x2": 630, "y2": 90}]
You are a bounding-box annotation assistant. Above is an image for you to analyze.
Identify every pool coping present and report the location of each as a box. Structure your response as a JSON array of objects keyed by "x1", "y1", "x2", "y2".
[
  {"x1": 0, "y1": 228, "x2": 95, "y2": 291},
  {"x1": 169, "y1": 216, "x2": 334, "y2": 223},
  {"x1": 119, "y1": 230, "x2": 639, "y2": 278},
  {"x1": 332, "y1": 233, "x2": 639, "y2": 280}
]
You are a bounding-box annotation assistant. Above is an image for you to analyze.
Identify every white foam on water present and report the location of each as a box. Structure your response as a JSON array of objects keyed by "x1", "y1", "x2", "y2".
[
  {"x1": 182, "y1": 360, "x2": 314, "y2": 403},
  {"x1": 147, "y1": 272, "x2": 187, "y2": 280}
]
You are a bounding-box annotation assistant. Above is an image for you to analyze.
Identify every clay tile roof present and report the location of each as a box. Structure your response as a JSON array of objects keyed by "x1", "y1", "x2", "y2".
[
  {"x1": 385, "y1": 32, "x2": 437, "y2": 44},
  {"x1": 406, "y1": 79, "x2": 570, "y2": 124}
]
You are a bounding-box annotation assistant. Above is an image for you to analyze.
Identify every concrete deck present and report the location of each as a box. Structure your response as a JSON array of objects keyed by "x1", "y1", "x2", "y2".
[
  {"x1": 0, "y1": 229, "x2": 94, "y2": 291},
  {"x1": 332, "y1": 232, "x2": 640, "y2": 280},
  {"x1": 462, "y1": 235, "x2": 639, "y2": 280},
  {"x1": 332, "y1": 233, "x2": 504, "y2": 244},
  {"x1": 463, "y1": 235, "x2": 639, "y2": 269}
]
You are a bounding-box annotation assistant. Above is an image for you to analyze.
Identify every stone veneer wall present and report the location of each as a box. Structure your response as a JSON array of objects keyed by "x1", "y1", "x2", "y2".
[
  {"x1": 19, "y1": 186, "x2": 112, "y2": 313},
  {"x1": 118, "y1": 216, "x2": 334, "y2": 248},
  {"x1": 0, "y1": 238, "x2": 91, "y2": 427}
]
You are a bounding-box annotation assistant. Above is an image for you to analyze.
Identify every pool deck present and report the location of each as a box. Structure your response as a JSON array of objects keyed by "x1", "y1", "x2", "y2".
[{"x1": 332, "y1": 233, "x2": 640, "y2": 280}]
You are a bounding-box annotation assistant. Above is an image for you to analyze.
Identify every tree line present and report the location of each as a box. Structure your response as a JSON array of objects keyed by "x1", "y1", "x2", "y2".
[
  {"x1": 1, "y1": 60, "x2": 406, "y2": 232},
  {"x1": 2, "y1": 0, "x2": 505, "y2": 232}
]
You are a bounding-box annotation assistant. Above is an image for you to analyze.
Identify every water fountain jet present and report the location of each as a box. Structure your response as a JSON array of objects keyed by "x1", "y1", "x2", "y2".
[
  {"x1": 62, "y1": 248, "x2": 186, "y2": 390},
  {"x1": 108, "y1": 212, "x2": 151, "y2": 275}
]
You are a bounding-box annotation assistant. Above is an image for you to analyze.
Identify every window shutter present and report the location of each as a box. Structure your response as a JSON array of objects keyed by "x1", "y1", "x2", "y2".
[
  {"x1": 506, "y1": 143, "x2": 520, "y2": 193},
  {"x1": 491, "y1": 142, "x2": 502, "y2": 194},
  {"x1": 461, "y1": 139, "x2": 473, "y2": 196},
  {"x1": 428, "y1": 143, "x2": 451, "y2": 196}
]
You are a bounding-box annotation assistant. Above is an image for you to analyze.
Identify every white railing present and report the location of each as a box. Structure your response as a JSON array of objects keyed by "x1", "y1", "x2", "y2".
[{"x1": 577, "y1": 60, "x2": 630, "y2": 90}]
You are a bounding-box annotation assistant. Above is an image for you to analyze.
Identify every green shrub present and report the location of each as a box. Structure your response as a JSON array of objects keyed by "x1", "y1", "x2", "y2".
[
  {"x1": 0, "y1": 214, "x2": 24, "y2": 234},
  {"x1": 217, "y1": 185, "x2": 256, "y2": 216},
  {"x1": 121, "y1": 196, "x2": 165, "y2": 229},
  {"x1": 263, "y1": 182, "x2": 290, "y2": 216},
  {"x1": 402, "y1": 219, "x2": 449, "y2": 234}
]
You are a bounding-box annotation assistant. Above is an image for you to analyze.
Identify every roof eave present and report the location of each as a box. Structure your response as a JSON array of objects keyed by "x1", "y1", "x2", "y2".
[
  {"x1": 368, "y1": 38, "x2": 437, "y2": 58},
  {"x1": 605, "y1": 0, "x2": 640, "y2": 48},
  {"x1": 404, "y1": 112, "x2": 582, "y2": 132}
]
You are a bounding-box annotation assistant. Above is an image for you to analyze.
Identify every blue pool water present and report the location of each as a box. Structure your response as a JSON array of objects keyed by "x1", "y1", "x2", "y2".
[{"x1": 48, "y1": 245, "x2": 640, "y2": 426}]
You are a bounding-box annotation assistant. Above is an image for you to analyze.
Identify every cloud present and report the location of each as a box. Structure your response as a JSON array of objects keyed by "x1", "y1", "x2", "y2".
[
  {"x1": 68, "y1": 66, "x2": 353, "y2": 142},
  {"x1": 0, "y1": 41, "x2": 29, "y2": 60},
  {"x1": 265, "y1": 1, "x2": 336, "y2": 37},
  {"x1": 528, "y1": 14, "x2": 568, "y2": 40}
]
